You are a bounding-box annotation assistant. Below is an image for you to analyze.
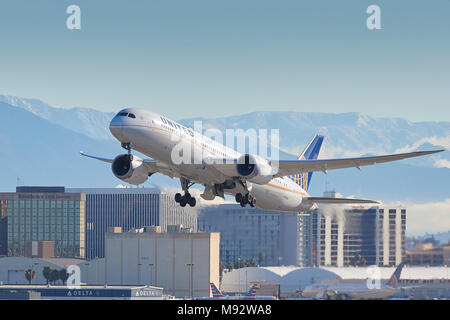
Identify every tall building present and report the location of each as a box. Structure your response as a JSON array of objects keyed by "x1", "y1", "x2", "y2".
[
  {"x1": 67, "y1": 187, "x2": 197, "y2": 260},
  {"x1": 305, "y1": 204, "x2": 406, "y2": 267},
  {"x1": 198, "y1": 204, "x2": 302, "y2": 266},
  {"x1": 0, "y1": 187, "x2": 85, "y2": 258},
  {"x1": 0, "y1": 200, "x2": 8, "y2": 256},
  {"x1": 105, "y1": 226, "x2": 220, "y2": 298}
]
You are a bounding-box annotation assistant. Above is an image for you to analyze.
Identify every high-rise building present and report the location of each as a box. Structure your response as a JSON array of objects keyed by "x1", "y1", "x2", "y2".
[
  {"x1": 0, "y1": 187, "x2": 85, "y2": 258},
  {"x1": 67, "y1": 187, "x2": 197, "y2": 260},
  {"x1": 304, "y1": 204, "x2": 406, "y2": 267},
  {"x1": 198, "y1": 204, "x2": 302, "y2": 266}
]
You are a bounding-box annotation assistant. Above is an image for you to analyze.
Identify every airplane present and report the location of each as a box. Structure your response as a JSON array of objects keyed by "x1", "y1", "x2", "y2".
[
  {"x1": 197, "y1": 283, "x2": 277, "y2": 300},
  {"x1": 301, "y1": 262, "x2": 412, "y2": 300},
  {"x1": 80, "y1": 108, "x2": 444, "y2": 212}
]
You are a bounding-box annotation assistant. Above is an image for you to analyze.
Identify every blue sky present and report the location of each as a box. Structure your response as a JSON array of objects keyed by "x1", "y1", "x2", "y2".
[{"x1": 0, "y1": 0, "x2": 449, "y2": 121}]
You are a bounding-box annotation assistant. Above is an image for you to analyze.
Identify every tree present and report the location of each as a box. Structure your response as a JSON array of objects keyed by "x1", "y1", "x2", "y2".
[
  {"x1": 350, "y1": 254, "x2": 367, "y2": 267},
  {"x1": 59, "y1": 269, "x2": 69, "y2": 285},
  {"x1": 249, "y1": 259, "x2": 258, "y2": 267},
  {"x1": 43, "y1": 266, "x2": 53, "y2": 285},
  {"x1": 258, "y1": 252, "x2": 265, "y2": 265},
  {"x1": 25, "y1": 269, "x2": 36, "y2": 285},
  {"x1": 226, "y1": 262, "x2": 234, "y2": 271},
  {"x1": 49, "y1": 269, "x2": 60, "y2": 285}
]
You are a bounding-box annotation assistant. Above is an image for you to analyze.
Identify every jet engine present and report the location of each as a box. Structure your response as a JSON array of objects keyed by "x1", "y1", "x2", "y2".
[
  {"x1": 236, "y1": 154, "x2": 273, "y2": 184},
  {"x1": 111, "y1": 154, "x2": 149, "y2": 185}
]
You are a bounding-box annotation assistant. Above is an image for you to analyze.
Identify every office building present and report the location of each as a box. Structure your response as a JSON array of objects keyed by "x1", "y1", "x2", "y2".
[
  {"x1": 0, "y1": 187, "x2": 85, "y2": 258},
  {"x1": 406, "y1": 242, "x2": 450, "y2": 266},
  {"x1": 305, "y1": 203, "x2": 406, "y2": 267},
  {"x1": 198, "y1": 204, "x2": 302, "y2": 266},
  {"x1": 104, "y1": 226, "x2": 220, "y2": 298},
  {"x1": 67, "y1": 187, "x2": 198, "y2": 260}
]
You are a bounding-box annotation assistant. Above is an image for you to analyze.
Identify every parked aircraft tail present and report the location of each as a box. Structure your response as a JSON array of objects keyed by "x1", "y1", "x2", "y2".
[
  {"x1": 210, "y1": 283, "x2": 225, "y2": 298},
  {"x1": 386, "y1": 262, "x2": 406, "y2": 287}
]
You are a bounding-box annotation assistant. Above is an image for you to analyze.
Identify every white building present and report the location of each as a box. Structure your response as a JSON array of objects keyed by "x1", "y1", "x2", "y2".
[
  {"x1": 221, "y1": 266, "x2": 450, "y2": 298},
  {"x1": 103, "y1": 227, "x2": 220, "y2": 298},
  {"x1": 305, "y1": 203, "x2": 406, "y2": 267}
]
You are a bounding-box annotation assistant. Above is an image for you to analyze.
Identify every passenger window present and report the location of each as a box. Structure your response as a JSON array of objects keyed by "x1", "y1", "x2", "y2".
[{"x1": 128, "y1": 113, "x2": 136, "y2": 119}]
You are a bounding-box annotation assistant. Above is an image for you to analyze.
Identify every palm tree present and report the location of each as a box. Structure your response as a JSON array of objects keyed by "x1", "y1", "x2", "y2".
[
  {"x1": 350, "y1": 254, "x2": 367, "y2": 267},
  {"x1": 226, "y1": 262, "x2": 234, "y2": 271},
  {"x1": 25, "y1": 269, "x2": 36, "y2": 285},
  {"x1": 59, "y1": 269, "x2": 69, "y2": 285},
  {"x1": 43, "y1": 266, "x2": 53, "y2": 285},
  {"x1": 49, "y1": 269, "x2": 60, "y2": 285},
  {"x1": 258, "y1": 252, "x2": 265, "y2": 266}
]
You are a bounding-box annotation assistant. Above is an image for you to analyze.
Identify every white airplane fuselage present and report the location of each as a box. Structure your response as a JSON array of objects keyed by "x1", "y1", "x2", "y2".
[
  {"x1": 302, "y1": 283, "x2": 400, "y2": 300},
  {"x1": 109, "y1": 108, "x2": 312, "y2": 212}
]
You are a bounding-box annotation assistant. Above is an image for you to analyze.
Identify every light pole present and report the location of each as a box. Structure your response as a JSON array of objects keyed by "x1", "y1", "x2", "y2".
[
  {"x1": 186, "y1": 263, "x2": 194, "y2": 299},
  {"x1": 237, "y1": 258, "x2": 241, "y2": 293},
  {"x1": 149, "y1": 263, "x2": 154, "y2": 286},
  {"x1": 137, "y1": 263, "x2": 142, "y2": 285}
]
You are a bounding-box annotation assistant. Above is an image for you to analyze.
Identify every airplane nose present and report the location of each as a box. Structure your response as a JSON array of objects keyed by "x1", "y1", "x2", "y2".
[{"x1": 109, "y1": 116, "x2": 124, "y2": 138}]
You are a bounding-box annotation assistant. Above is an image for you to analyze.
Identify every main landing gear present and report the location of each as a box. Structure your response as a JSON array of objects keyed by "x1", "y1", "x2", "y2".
[
  {"x1": 175, "y1": 177, "x2": 197, "y2": 207},
  {"x1": 235, "y1": 192, "x2": 255, "y2": 208}
]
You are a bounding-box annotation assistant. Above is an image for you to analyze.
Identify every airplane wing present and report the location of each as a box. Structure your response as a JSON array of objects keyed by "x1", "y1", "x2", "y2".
[
  {"x1": 305, "y1": 197, "x2": 378, "y2": 204},
  {"x1": 210, "y1": 149, "x2": 444, "y2": 178},
  {"x1": 273, "y1": 149, "x2": 444, "y2": 177},
  {"x1": 79, "y1": 151, "x2": 113, "y2": 163}
]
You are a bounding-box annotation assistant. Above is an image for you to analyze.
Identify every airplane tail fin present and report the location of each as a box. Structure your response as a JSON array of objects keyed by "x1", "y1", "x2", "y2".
[
  {"x1": 210, "y1": 283, "x2": 224, "y2": 298},
  {"x1": 288, "y1": 135, "x2": 324, "y2": 191},
  {"x1": 245, "y1": 284, "x2": 257, "y2": 298},
  {"x1": 386, "y1": 262, "x2": 406, "y2": 287}
]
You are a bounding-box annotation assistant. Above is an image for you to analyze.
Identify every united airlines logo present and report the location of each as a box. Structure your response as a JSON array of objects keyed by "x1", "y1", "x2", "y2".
[
  {"x1": 288, "y1": 156, "x2": 308, "y2": 190},
  {"x1": 160, "y1": 116, "x2": 194, "y2": 137}
]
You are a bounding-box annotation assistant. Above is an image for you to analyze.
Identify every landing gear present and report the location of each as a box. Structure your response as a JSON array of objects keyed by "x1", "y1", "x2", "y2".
[
  {"x1": 235, "y1": 192, "x2": 255, "y2": 207},
  {"x1": 121, "y1": 142, "x2": 133, "y2": 154},
  {"x1": 175, "y1": 178, "x2": 197, "y2": 207}
]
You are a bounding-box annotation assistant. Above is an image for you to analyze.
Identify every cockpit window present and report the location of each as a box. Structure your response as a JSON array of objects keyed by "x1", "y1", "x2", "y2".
[
  {"x1": 118, "y1": 112, "x2": 128, "y2": 117},
  {"x1": 128, "y1": 113, "x2": 136, "y2": 119}
]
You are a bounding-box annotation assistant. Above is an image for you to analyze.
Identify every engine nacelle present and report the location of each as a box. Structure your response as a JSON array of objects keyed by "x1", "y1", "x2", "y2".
[
  {"x1": 236, "y1": 154, "x2": 273, "y2": 185},
  {"x1": 111, "y1": 154, "x2": 149, "y2": 185}
]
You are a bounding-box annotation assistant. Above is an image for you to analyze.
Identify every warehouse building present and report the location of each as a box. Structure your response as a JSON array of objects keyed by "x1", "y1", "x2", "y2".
[{"x1": 103, "y1": 226, "x2": 220, "y2": 298}]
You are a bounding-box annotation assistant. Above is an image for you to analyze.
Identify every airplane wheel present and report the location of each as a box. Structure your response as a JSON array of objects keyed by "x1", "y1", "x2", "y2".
[
  {"x1": 175, "y1": 193, "x2": 182, "y2": 203},
  {"x1": 243, "y1": 193, "x2": 249, "y2": 204},
  {"x1": 240, "y1": 200, "x2": 246, "y2": 207},
  {"x1": 249, "y1": 201, "x2": 254, "y2": 207},
  {"x1": 180, "y1": 197, "x2": 187, "y2": 207},
  {"x1": 185, "y1": 192, "x2": 191, "y2": 201},
  {"x1": 188, "y1": 197, "x2": 196, "y2": 207},
  {"x1": 235, "y1": 193, "x2": 243, "y2": 203}
]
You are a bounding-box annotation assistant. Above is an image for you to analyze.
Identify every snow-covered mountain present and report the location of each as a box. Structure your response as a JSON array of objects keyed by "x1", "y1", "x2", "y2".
[
  {"x1": 0, "y1": 94, "x2": 448, "y2": 203},
  {"x1": 0, "y1": 94, "x2": 115, "y2": 140}
]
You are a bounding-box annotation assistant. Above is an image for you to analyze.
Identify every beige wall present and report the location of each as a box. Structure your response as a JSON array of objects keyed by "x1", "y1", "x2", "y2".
[{"x1": 104, "y1": 232, "x2": 220, "y2": 298}]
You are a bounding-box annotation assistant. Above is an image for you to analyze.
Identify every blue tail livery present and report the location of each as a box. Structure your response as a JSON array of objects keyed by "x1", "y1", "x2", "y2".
[{"x1": 288, "y1": 134, "x2": 324, "y2": 191}]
